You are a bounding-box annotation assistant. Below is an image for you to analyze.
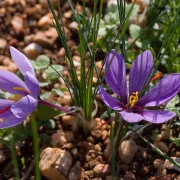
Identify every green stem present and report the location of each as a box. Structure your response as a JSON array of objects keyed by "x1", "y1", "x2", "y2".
[
  {"x1": 31, "y1": 113, "x2": 41, "y2": 180},
  {"x1": 110, "y1": 122, "x2": 116, "y2": 180},
  {"x1": 10, "y1": 144, "x2": 20, "y2": 180}
]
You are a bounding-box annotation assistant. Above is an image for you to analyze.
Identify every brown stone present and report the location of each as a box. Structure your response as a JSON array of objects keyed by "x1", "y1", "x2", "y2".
[
  {"x1": 39, "y1": 147, "x2": 72, "y2": 180},
  {"x1": 51, "y1": 132, "x2": 67, "y2": 147},
  {"x1": 23, "y1": 43, "x2": 42, "y2": 59},
  {"x1": 62, "y1": 115, "x2": 73, "y2": 126},
  {"x1": 154, "y1": 141, "x2": 169, "y2": 154},
  {"x1": 0, "y1": 39, "x2": 7, "y2": 50},
  {"x1": 33, "y1": 28, "x2": 58, "y2": 47},
  {"x1": 11, "y1": 16, "x2": 24, "y2": 34},
  {"x1": 118, "y1": 139, "x2": 138, "y2": 163},
  {"x1": 93, "y1": 164, "x2": 110, "y2": 177}
]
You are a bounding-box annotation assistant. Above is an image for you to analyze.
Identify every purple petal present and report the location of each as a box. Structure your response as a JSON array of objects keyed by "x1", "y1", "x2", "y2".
[
  {"x1": 0, "y1": 99, "x2": 14, "y2": 111},
  {"x1": 138, "y1": 73, "x2": 180, "y2": 107},
  {"x1": 119, "y1": 111, "x2": 144, "y2": 123},
  {"x1": 99, "y1": 86, "x2": 123, "y2": 110},
  {"x1": 0, "y1": 110, "x2": 24, "y2": 129},
  {"x1": 142, "y1": 110, "x2": 176, "y2": 123},
  {"x1": 105, "y1": 50, "x2": 127, "y2": 104},
  {"x1": 10, "y1": 47, "x2": 35, "y2": 76},
  {"x1": 11, "y1": 95, "x2": 38, "y2": 118},
  {"x1": 129, "y1": 50, "x2": 154, "y2": 95},
  {"x1": 24, "y1": 72, "x2": 40, "y2": 98},
  {"x1": 0, "y1": 69, "x2": 29, "y2": 95}
]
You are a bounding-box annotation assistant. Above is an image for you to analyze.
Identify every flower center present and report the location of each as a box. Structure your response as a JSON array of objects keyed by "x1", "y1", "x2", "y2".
[{"x1": 129, "y1": 91, "x2": 139, "y2": 107}]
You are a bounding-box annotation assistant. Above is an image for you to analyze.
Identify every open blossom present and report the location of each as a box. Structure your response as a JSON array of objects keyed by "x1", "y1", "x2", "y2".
[
  {"x1": 99, "y1": 50, "x2": 180, "y2": 123},
  {"x1": 0, "y1": 47, "x2": 69, "y2": 129}
]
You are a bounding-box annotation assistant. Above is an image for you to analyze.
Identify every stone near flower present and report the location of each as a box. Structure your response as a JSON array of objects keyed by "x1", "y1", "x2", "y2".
[
  {"x1": 2, "y1": 57, "x2": 12, "y2": 66},
  {"x1": 64, "y1": 131, "x2": 74, "y2": 142},
  {"x1": 153, "y1": 159, "x2": 164, "y2": 169},
  {"x1": 64, "y1": 10, "x2": 73, "y2": 19},
  {"x1": 8, "y1": 63, "x2": 18, "y2": 73},
  {"x1": 33, "y1": 28, "x2": 58, "y2": 47},
  {"x1": 93, "y1": 164, "x2": 110, "y2": 177},
  {"x1": 23, "y1": 43, "x2": 42, "y2": 59},
  {"x1": 11, "y1": 16, "x2": 24, "y2": 34},
  {"x1": 118, "y1": 139, "x2": 138, "y2": 163},
  {"x1": 0, "y1": 39, "x2": 7, "y2": 50},
  {"x1": 38, "y1": 13, "x2": 56, "y2": 28},
  {"x1": 39, "y1": 147, "x2": 72, "y2": 180},
  {"x1": 154, "y1": 141, "x2": 169, "y2": 154},
  {"x1": 99, "y1": 50, "x2": 180, "y2": 124},
  {"x1": 51, "y1": 132, "x2": 67, "y2": 147},
  {"x1": 68, "y1": 22, "x2": 78, "y2": 32},
  {"x1": 62, "y1": 115, "x2": 74, "y2": 126}
]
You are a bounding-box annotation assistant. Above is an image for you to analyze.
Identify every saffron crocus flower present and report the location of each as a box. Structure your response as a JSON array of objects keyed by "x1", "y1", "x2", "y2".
[
  {"x1": 99, "y1": 50, "x2": 180, "y2": 123},
  {"x1": 0, "y1": 47, "x2": 69, "y2": 129}
]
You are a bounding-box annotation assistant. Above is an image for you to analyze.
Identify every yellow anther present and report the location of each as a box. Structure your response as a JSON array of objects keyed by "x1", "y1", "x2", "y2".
[
  {"x1": 8, "y1": 94, "x2": 24, "y2": 102},
  {"x1": 13, "y1": 87, "x2": 31, "y2": 94},
  {"x1": 129, "y1": 91, "x2": 139, "y2": 107}
]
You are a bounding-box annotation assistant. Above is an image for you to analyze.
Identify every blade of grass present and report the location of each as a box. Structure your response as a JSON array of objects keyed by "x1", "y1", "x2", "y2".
[
  {"x1": 67, "y1": 0, "x2": 100, "y2": 80},
  {"x1": 10, "y1": 143, "x2": 20, "y2": 180},
  {"x1": 48, "y1": 0, "x2": 80, "y2": 104}
]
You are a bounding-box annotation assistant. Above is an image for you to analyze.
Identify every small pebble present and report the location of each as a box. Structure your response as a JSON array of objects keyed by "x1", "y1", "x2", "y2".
[
  {"x1": 154, "y1": 141, "x2": 169, "y2": 154},
  {"x1": 94, "y1": 144, "x2": 101, "y2": 152},
  {"x1": 93, "y1": 164, "x2": 110, "y2": 177},
  {"x1": 153, "y1": 159, "x2": 164, "y2": 169},
  {"x1": 87, "y1": 136, "x2": 95, "y2": 144},
  {"x1": 0, "y1": 39, "x2": 7, "y2": 49},
  {"x1": 71, "y1": 148, "x2": 79, "y2": 158},
  {"x1": 91, "y1": 129, "x2": 102, "y2": 139},
  {"x1": 154, "y1": 134, "x2": 162, "y2": 142},
  {"x1": 161, "y1": 129, "x2": 170, "y2": 140},
  {"x1": 62, "y1": 115, "x2": 74, "y2": 126},
  {"x1": 62, "y1": 143, "x2": 74, "y2": 149}
]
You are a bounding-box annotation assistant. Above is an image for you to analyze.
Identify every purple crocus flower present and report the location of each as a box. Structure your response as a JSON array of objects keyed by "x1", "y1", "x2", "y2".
[
  {"x1": 99, "y1": 50, "x2": 180, "y2": 123},
  {"x1": 0, "y1": 47, "x2": 69, "y2": 129}
]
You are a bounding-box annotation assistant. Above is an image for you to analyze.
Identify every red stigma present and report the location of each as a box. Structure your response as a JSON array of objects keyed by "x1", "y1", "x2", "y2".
[{"x1": 150, "y1": 72, "x2": 162, "y2": 83}]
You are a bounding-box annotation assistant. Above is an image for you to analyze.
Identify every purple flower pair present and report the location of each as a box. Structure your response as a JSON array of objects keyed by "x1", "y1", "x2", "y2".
[
  {"x1": 99, "y1": 50, "x2": 180, "y2": 123},
  {"x1": 0, "y1": 47, "x2": 68, "y2": 129}
]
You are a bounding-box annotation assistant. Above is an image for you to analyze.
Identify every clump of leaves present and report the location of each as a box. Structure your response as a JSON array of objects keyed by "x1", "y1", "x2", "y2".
[
  {"x1": 31, "y1": 54, "x2": 64, "y2": 86},
  {"x1": 97, "y1": 3, "x2": 139, "y2": 51}
]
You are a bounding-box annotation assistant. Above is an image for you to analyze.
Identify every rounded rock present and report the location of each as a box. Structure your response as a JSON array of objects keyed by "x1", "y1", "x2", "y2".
[{"x1": 118, "y1": 139, "x2": 138, "y2": 163}]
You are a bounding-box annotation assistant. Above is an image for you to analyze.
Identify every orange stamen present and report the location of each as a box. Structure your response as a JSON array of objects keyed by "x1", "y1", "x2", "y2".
[
  {"x1": 13, "y1": 87, "x2": 31, "y2": 94},
  {"x1": 150, "y1": 72, "x2": 162, "y2": 83}
]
